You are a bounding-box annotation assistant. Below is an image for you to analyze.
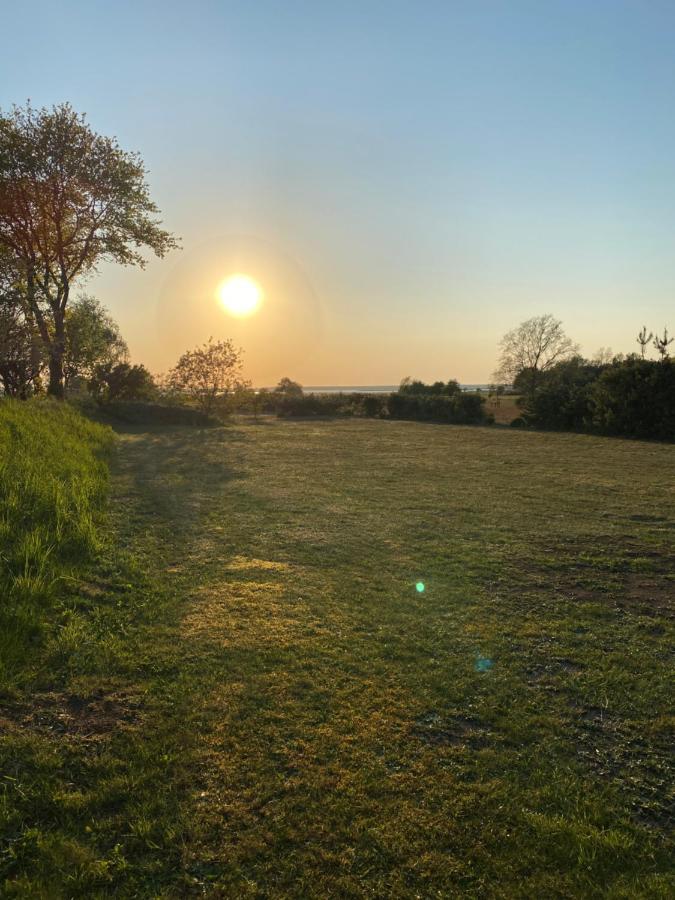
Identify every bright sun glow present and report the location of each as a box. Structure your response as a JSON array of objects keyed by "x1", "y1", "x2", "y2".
[{"x1": 217, "y1": 275, "x2": 262, "y2": 317}]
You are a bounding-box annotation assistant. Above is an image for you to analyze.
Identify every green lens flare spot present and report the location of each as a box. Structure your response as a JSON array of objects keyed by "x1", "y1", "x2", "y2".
[
  {"x1": 415, "y1": 581, "x2": 425, "y2": 593},
  {"x1": 475, "y1": 655, "x2": 494, "y2": 672}
]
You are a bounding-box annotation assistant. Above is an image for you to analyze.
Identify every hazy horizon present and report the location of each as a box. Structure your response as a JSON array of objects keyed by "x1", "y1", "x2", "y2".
[{"x1": 4, "y1": 1, "x2": 675, "y2": 383}]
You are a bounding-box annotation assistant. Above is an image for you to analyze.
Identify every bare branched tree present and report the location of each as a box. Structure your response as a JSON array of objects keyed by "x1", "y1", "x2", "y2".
[
  {"x1": 636, "y1": 326, "x2": 653, "y2": 359},
  {"x1": 593, "y1": 347, "x2": 614, "y2": 365},
  {"x1": 494, "y1": 314, "x2": 579, "y2": 393},
  {"x1": 0, "y1": 102, "x2": 178, "y2": 397}
]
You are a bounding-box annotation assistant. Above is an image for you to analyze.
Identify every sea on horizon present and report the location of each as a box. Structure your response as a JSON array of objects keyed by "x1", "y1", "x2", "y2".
[{"x1": 262, "y1": 384, "x2": 491, "y2": 394}]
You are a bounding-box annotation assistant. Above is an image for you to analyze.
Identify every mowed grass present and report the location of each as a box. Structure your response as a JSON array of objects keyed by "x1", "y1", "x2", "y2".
[{"x1": 1, "y1": 415, "x2": 674, "y2": 897}]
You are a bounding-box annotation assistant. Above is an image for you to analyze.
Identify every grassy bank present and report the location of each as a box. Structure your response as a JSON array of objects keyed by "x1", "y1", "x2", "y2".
[
  {"x1": 1, "y1": 416, "x2": 673, "y2": 896},
  {"x1": 0, "y1": 400, "x2": 113, "y2": 684}
]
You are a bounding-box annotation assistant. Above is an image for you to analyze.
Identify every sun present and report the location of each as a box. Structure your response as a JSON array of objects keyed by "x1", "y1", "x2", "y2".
[{"x1": 217, "y1": 274, "x2": 262, "y2": 317}]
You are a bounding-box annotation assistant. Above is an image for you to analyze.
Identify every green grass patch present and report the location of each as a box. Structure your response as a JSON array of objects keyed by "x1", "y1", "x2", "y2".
[
  {"x1": 1, "y1": 417, "x2": 673, "y2": 896},
  {"x1": 0, "y1": 400, "x2": 113, "y2": 682}
]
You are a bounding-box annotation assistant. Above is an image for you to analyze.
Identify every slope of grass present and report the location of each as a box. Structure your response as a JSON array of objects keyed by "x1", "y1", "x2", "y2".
[
  {"x1": 1, "y1": 417, "x2": 673, "y2": 897},
  {"x1": 0, "y1": 400, "x2": 113, "y2": 683}
]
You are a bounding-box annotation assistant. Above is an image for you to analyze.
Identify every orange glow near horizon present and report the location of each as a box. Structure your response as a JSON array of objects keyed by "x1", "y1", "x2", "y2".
[{"x1": 217, "y1": 274, "x2": 263, "y2": 317}]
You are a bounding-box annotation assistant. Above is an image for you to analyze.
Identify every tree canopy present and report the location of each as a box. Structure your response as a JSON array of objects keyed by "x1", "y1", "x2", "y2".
[
  {"x1": 167, "y1": 337, "x2": 246, "y2": 413},
  {"x1": 274, "y1": 377, "x2": 304, "y2": 397},
  {"x1": 64, "y1": 295, "x2": 128, "y2": 386},
  {"x1": 0, "y1": 101, "x2": 177, "y2": 396}
]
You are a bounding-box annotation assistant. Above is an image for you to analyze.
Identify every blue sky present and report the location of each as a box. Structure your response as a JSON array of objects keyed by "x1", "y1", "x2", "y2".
[{"x1": 3, "y1": 1, "x2": 675, "y2": 383}]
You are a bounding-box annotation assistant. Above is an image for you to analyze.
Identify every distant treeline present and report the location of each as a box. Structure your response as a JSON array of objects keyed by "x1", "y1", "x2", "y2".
[
  {"x1": 513, "y1": 356, "x2": 675, "y2": 441},
  {"x1": 254, "y1": 378, "x2": 491, "y2": 425}
]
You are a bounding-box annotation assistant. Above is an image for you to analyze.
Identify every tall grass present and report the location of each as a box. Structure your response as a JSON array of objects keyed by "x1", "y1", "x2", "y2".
[{"x1": 0, "y1": 399, "x2": 113, "y2": 678}]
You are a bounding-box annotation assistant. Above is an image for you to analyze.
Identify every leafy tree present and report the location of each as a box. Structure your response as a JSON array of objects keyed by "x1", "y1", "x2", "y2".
[
  {"x1": 0, "y1": 251, "x2": 44, "y2": 396},
  {"x1": 0, "y1": 294, "x2": 44, "y2": 397},
  {"x1": 0, "y1": 102, "x2": 177, "y2": 397},
  {"x1": 494, "y1": 314, "x2": 579, "y2": 395},
  {"x1": 64, "y1": 296, "x2": 128, "y2": 388},
  {"x1": 273, "y1": 377, "x2": 304, "y2": 397},
  {"x1": 167, "y1": 337, "x2": 246, "y2": 413},
  {"x1": 89, "y1": 362, "x2": 156, "y2": 402}
]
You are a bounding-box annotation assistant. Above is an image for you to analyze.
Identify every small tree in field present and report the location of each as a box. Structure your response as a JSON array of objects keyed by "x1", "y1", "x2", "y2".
[
  {"x1": 0, "y1": 102, "x2": 177, "y2": 397},
  {"x1": 168, "y1": 337, "x2": 246, "y2": 413},
  {"x1": 273, "y1": 377, "x2": 303, "y2": 397}
]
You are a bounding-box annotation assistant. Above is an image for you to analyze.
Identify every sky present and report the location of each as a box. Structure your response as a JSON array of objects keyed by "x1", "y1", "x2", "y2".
[{"x1": 3, "y1": 0, "x2": 675, "y2": 385}]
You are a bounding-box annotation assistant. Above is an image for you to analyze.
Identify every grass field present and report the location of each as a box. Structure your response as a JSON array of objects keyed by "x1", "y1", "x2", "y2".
[{"x1": 1, "y1": 414, "x2": 673, "y2": 897}]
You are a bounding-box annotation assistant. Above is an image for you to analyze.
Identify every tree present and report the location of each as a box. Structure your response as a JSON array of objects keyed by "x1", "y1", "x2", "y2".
[
  {"x1": 89, "y1": 361, "x2": 156, "y2": 402},
  {"x1": 64, "y1": 295, "x2": 128, "y2": 388},
  {"x1": 0, "y1": 249, "x2": 44, "y2": 396},
  {"x1": 590, "y1": 358, "x2": 675, "y2": 440},
  {"x1": 636, "y1": 326, "x2": 653, "y2": 359},
  {"x1": 653, "y1": 327, "x2": 673, "y2": 360},
  {"x1": 494, "y1": 314, "x2": 579, "y2": 395},
  {"x1": 167, "y1": 337, "x2": 246, "y2": 413},
  {"x1": 0, "y1": 102, "x2": 177, "y2": 397},
  {"x1": 592, "y1": 347, "x2": 615, "y2": 365},
  {"x1": 398, "y1": 378, "x2": 461, "y2": 396},
  {"x1": 0, "y1": 293, "x2": 44, "y2": 397},
  {"x1": 273, "y1": 377, "x2": 303, "y2": 397},
  {"x1": 520, "y1": 357, "x2": 603, "y2": 431}
]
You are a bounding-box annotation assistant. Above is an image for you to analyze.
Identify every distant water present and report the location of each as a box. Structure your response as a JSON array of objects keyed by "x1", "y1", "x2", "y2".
[{"x1": 294, "y1": 384, "x2": 491, "y2": 394}]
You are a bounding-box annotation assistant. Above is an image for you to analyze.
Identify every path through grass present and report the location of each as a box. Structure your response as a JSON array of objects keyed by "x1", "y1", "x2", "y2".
[{"x1": 2, "y1": 418, "x2": 673, "y2": 896}]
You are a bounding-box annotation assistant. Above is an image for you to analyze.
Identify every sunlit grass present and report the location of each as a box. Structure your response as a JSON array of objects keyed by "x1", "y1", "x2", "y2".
[
  {"x1": 0, "y1": 399, "x2": 113, "y2": 682},
  {"x1": 0, "y1": 415, "x2": 673, "y2": 896}
]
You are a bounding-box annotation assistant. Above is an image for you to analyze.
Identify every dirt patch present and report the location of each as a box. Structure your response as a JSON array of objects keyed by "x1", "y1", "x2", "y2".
[
  {"x1": 412, "y1": 711, "x2": 489, "y2": 748},
  {"x1": 617, "y1": 574, "x2": 674, "y2": 619},
  {"x1": 0, "y1": 689, "x2": 144, "y2": 742},
  {"x1": 570, "y1": 704, "x2": 674, "y2": 829}
]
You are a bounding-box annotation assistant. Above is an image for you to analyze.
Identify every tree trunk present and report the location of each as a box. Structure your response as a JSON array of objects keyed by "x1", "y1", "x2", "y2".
[
  {"x1": 47, "y1": 351, "x2": 65, "y2": 398},
  {"x1": 47, "y1": 312, "x2": 66, "y2": 398}
]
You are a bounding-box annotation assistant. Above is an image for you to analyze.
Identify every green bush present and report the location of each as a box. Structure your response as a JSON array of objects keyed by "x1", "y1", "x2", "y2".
[
  {"x1": 519, "y1": 358, "x2": 602, "y2": 430},
  {"x1": 274, "y1": 390, "x2": 489, "y2": 424},
  {"x1": 360, "y1": 394, "x2": 388, "y2": 417},
  {"x1": 0, "y1": 399, "x2": 113, "y2": 675},
  {"x1": 399, "y1": 378, "x2": 461, "y2": 397},
  {"x1": 517, "y1": 357, "x2": 675, "y2": 440},
  {"x1": 387, "y1": 391, "x2": 490, "y2": 424},
  {"x1": 89, "y1": 362, "x2": 157, "y2": 402},
  {"x1": 276, "y1": 393, "x2": 348, "y2": 417},
  {"x1": 590, "y1": 358, "x2": 675, "y2": 440},
  {"x1": 99, "y1": 401, "x2": 220, "y2": 427}
]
